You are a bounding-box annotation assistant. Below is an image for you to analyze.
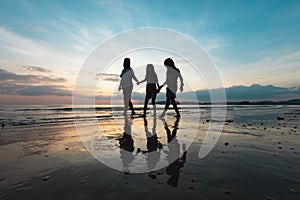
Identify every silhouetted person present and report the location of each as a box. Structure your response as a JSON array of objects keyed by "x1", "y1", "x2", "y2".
[
  {"x1": 144, "y1": 115, "x2": 162, "y2": 170},
  {"x1": 118, "y1": 58, "x2": 139, "y2": 115},
  {"x1": 159, "y1": 58, "x2": 184, "y2": 118},
  {"x1": 138, "y1": 64, "x2": 160, "y2": 117},
  {"x1": 119, "y1": 115, "x2": 135, "y2": 173},
  {"x1": 162, "y1": 117, "x2": 187, "y2": 187}
]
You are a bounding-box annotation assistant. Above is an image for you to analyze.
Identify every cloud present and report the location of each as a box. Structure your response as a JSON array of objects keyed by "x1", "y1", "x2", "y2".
[
  {"x1": 0, "y1": 82, "x2": 72, "y2": 97},
  {"x1": 20, "y1": 65, "x2": 52, "y2": 73},
  {"x1": 31, "y1": 26, "x2": 43, "y2": 32},
  {"x1": 221, "y1": 49, "x2": 300, "y2": 87},
  {"x1": 0, "y1": 68, "x2": 70, "y2": 97},
  {"x1": 0, "y1": 68, "x2": 65, "y2": 84},
  {"x1": 0, "y1": 27, "x2": 85, "y2": 76},
  {"x1": 96, "y1": 73, "x2": 120, "y2": 82},
  {"x1": 0, "y1": 26, "x2": 6, "y2": 32},
  {"x1": 17, "y1": 85, "x2": 71, "y2": 96},
  {"x1": 0, "y1": 83, "x2": 24, "y2": 95}
]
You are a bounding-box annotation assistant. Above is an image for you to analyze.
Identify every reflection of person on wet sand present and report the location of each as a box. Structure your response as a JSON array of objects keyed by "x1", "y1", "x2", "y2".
[
  {"x1": 159, "y1": 58, "x2": 184, "y2": 118},
  {"x1": 118, "y1": 58, "x2": 139, "y2": 115},
  {"x1": 119, "y1": 115, "x2": 135, "y2": 173},
  {"x1": 138, "y1": 64, "x2": 160, "y2": 118},
  {"x1": 162, "y1": 117, "x2": 187, "y2": 187},
  {"x1": 144, "y1": 116, "x2": 162, "y2": 170}
]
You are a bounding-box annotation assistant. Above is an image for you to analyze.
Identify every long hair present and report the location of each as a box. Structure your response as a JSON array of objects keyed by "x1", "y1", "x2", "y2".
[
  {"x1": 146, "y1": 64, "x2": 157, "y2": 78},
  {"x1": 164, "y1": 58, "x2": 179, "y2": 72},
  {"x1": 120, "y1": 58, "x2": 131, "y2": 77},
  {"x1": 123, "y1": 58, "x2": 130, "y2": 69}
]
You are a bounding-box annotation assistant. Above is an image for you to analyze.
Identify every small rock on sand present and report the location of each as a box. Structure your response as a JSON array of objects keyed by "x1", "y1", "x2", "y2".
[
  {"x1": 289, "y1": 188, "x2": 297, "y2": 193},
  {"x1": 191, "y1": 177, "x2": 197, "y2": 182},
  {"x1": 148, "y1": 173, "x2": 157, "y2": 179},
  {"x1": 42, "y1": 175, "x2": 52, "y2": 181},
  {"x1": 277, "y1": 117, "x2": 284, "y2": 120},
  {"x1": 224, "y1": 142, "x2": 229, "y2": 146},
  {"x1": 65, "y1": 147, "x2": 69, "y2": 150},
  {"x1": 223, "y1": 189, "x2": 231, "y2": 194},
  {"x1": 225, "y1": 120, "x2": 233, "y2": 123},
  {"x1": 265, "y1": 197, "x2": 275, "y2": 200}
]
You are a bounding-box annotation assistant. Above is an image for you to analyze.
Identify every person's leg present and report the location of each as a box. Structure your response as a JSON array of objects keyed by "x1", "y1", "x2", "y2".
[
  {"x1": 152, "y1": 93, "x2": 157, "y2": 116},
  {"x1": 164, "y1": 97, "x2": 171, "y2": 111},
  {"x1": 171, "y1": 98, "x2": 180, "y2": 117},
  {"x1": 123, "y1": 86, "x2": 134, "y2": 115},
  {"x1": 160, "y1": 97, "x2": 170, "y2": 118},
  {"x1": 123, "y1": 88, "x2": 130, "y2": 114},
  {"x1": 129, "y1": 100, "x2": 135, "y2": 115},
  {"x1": 151, "y1": 93, "x2": 156, "y2": 105},
  {"x1": 127, "y1": 86, "x2": 135, "y2": 115},
  {"x1": 143, "y1": 94, "x2": 150, "y2": 117}
]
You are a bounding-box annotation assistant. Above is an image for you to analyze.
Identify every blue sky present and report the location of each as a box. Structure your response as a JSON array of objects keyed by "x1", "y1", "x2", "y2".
[{"x1": 0, "y1": 0, "x2": 300, "y2": 104}]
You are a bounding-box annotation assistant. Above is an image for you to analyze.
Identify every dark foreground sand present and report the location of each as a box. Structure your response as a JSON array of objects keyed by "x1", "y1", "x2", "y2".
[{"x1": 0, "y1": 108, "x2": 299, "y2": 200}]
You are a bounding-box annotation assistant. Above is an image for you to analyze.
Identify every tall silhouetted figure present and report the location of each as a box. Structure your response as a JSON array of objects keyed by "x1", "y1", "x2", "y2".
[
  {"x1": 118, "y1": 58, "x2": 139, "y2": 115},
  {"x1": 159, "y1": 58, "x2": 184, "y2": 118},
  {"x1": 138, "y1": 64, "x2": 159, "y2": 117}
]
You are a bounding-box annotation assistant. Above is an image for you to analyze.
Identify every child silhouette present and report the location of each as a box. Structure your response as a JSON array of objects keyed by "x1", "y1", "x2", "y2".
[{"x1": 138, "y1": 64, "x2": 160, "y2": 117}]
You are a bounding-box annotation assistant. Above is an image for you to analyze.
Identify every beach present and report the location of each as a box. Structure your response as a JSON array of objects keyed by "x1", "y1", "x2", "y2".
[{"x1": 0, "y1": 105, "x2": 299, "y2": 200}]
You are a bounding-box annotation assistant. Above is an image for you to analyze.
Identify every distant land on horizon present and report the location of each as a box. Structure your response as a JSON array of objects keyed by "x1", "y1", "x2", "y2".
[{"x1": 156, "y1": 99, "x2": 300, "y2": 105}]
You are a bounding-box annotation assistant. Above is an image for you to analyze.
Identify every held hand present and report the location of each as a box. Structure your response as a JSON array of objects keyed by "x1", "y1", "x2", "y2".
[
  {"x1": 180, "y1": 85, "x2": 183, "y2": 92},
  {"x1": 157, "y1": 85, "x2": 163, "y2": 93}
]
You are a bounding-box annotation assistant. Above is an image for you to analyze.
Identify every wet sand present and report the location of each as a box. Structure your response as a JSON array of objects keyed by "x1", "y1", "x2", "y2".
[{"x1": 0, "y1": 106, "x2": 299, "y2": 200}]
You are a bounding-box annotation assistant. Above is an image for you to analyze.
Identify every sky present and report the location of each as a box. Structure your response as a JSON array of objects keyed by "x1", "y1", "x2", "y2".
[{"x1": 0, "y1": 0, "x2": 300, "y2": 104}]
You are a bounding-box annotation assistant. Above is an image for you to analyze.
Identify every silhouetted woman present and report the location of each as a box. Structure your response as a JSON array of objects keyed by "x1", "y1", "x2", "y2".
[
  {"x1": 159, "y1": 58, "x2": 184, "y2": 118},
  {"x1": 138, "y1": 64, "x2": 159, "y2": 117},
  {"x1": 118, "y1": 58, "x2": 138, "y2": 115}
]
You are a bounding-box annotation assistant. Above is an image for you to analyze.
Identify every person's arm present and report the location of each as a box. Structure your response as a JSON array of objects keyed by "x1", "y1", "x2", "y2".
[
  {"x1": 179, "y1": 72, "x2": 184, "y2": 92},
  {"x1": 139, "y1": 76, "x2": 147, "y2": 84},
  {"x1": 118, "y1": 80, "x2": 122, "y2": 91},
  {"x1": 132, "y1": 71, "x2": 139, "y2": 84},
  {"x1": 158, "y1": 79, "x2": 166, "y2": 91}
]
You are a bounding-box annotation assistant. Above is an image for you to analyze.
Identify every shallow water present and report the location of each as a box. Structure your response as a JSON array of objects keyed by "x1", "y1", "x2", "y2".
[{"x1": 0, "y1": 105, "x2": 299, "y2": 200}]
